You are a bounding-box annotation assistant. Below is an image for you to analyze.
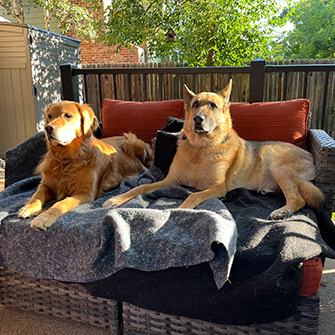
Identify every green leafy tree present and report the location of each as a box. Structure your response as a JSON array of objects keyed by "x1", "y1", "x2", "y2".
[
  {"x1": 97, "y1": 0, "x2": 280, "y2": 66},
  {"x1": 0, "y1": 0, "x2": 97, "y2": 40},
  {"x1": 272, "y1": 0, "x2": 335, "y2": 59}
]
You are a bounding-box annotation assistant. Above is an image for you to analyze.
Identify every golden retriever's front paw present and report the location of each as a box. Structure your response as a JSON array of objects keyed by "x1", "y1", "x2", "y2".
[
  {"x1": 30, "y1": 209, "x2": 59, "y2": 231},
  {"x1": 102, "y1": 196, "x2": 125, "y2": 208},
  {"x1": 18, "y1": 203, "x2": 42, "y2": 219}
]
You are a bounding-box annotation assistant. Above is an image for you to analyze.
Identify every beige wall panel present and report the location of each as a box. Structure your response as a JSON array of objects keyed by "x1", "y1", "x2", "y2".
[
  {"x1": 0, "y1": 47, "x2": 26, "y2": 55},
  {"x1": 0, "y1": 62, "x2": 26, "y2": 69},
  {"x1": 0, "y1": 23, "x2": 36, "y2": 157},
  {"x1": 0, "y1": 68, "x2": 35, "y2": 157},
  {"x1": 1, "y1": 69, "x2": 17, "y2": 156},
  {"x1": 0, "y1": 25, "x2": 27, "y2": 69},
  {"x1": 10, "y1": 69, "x2": 25, "y2": 144},
  {"x1": 0, "y1": 22, "x2": 80, "y2": 157},
  {"x1": 11, "y1": 68, "x2": 31, "y2": 144},
  {"x1": 0, "y1": 36, "x2": 25, "y2": 43},
  {"x1": 19, "y1": 68, "x2": 36, "y2": 138},
  {"x1": 0, "y1": 70, "x2": 10, "y2": 156},
  {"x1": 0, "y1": 24, "x2": 23, "y2": 34}
]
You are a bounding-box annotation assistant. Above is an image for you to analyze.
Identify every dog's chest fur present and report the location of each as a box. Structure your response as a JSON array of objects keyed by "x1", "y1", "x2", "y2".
[
  {"x1": 170, "y1": 140, "x2": 232, "y2": 190},
  {"x1": 40, "y1": 148, "x2": 110, "y2": 199}
]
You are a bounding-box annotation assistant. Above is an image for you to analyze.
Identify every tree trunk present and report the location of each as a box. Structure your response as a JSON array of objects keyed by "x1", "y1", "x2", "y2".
[
  {"x1": 206, "y1": 48, "x2": 215, "y2": 67},
  {"x1": 12, "y1": 0, "x2": 24, "y2": 23},
  {"x1": 44, "y1": 8, "x2": 50, "y2": 31}
]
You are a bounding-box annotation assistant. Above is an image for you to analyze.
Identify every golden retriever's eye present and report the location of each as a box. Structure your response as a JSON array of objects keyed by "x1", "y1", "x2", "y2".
[
  {"x1": 47, "y1": 114, "x2": 52, "y2": 120},
  {"x1": 192, "y1": 100, "x2": 199, "y2": 108},
  {"x1": 209, "y1": 102, "x2": 217, "y2": 109},
  {"x1": 64, "y1": 113, "x2": 72, "y2": 119}
]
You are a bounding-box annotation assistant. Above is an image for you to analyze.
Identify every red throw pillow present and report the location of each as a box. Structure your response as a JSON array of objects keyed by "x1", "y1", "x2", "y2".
[
  {"x1": 101, "y1": 99, "x2": 185, "y2": 143},
  {"x1": 230, "y1": 99, "x2": 310, "y2": 149},
  {"x1": 300, "y1": 257, "x2": 323, "y2": 297}
]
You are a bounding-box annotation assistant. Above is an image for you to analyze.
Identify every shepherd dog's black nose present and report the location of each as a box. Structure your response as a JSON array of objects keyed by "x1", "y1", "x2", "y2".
[{"x1": 193, "y1": 114, "x2": 205, "y2": 125}]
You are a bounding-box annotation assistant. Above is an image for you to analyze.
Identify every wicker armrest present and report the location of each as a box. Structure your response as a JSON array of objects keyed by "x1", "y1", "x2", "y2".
[{"x1": 308, "y1": 129, "x2": 335, "y2": 217}]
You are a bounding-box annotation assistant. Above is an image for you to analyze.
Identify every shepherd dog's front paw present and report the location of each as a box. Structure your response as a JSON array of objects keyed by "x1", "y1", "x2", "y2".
[
  {"x1": 102, "y1": 195, "x2": 126, "y2": 208},
  {"x1": 270, "y1": 208, "x2": 293, "y2": 220}
]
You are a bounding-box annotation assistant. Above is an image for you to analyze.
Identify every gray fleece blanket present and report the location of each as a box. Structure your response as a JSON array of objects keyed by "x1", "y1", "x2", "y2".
[
  {"x1": 0, "y1": 166, "x2": 236, "y2": 289},
  {"x1": 2, "y1": 129, "x2": 335, "y2": 325}
]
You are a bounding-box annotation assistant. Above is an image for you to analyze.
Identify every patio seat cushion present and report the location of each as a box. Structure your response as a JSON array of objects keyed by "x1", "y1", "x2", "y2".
[
  {"x1": 300, "y1": 257, "x2": 323, "y2": 296},
  {"x1": 230, "y1": 99, "x2": 310, "y2": 149},
  {"x1": 101, "y1": 99, "x2": 185, "y2": 143}
]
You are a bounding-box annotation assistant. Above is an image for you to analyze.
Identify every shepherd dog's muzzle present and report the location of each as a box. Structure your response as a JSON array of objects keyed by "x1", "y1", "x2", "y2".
[{"x1": 192, "y1": 113, "x2": 216, "y2": 134}]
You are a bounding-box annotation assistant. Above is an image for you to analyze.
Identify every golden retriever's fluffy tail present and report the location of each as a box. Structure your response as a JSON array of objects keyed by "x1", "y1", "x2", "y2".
[
  {"x1": 123, "y1": 133, "x2": 153, "y2": 168},
  {"x1": 299, "y1": 181, "x2": 325, "y2": 210}
]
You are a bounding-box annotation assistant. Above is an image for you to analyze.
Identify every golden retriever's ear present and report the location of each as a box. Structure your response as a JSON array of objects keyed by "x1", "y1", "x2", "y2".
[
  {"x1": 218, "y1": 79, "x2": 232, "y2": 107},
  {"x1": 76, "y1": 103, "x2": 99, "y2": 136},
  {"x1": 183, "y1": 84, "x2": 195, "y2": 110},
  {"x1": 44, "y1": 103, "x2": 55, "y2": 125}
]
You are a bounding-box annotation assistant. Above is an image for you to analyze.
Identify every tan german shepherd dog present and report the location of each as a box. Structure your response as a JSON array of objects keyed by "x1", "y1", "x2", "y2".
[{"x1": 103, "y1": 80, "x2": 324, "y2": 220}]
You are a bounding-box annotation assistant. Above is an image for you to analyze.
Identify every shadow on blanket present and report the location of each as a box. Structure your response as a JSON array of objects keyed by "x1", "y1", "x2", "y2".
[{"x1": 0, "y1": 125, "x2": 335, "y2": 325}]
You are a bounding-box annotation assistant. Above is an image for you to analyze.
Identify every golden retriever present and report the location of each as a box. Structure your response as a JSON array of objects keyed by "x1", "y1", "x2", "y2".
[
  {"x1": 103, "y1": 80, "x2": 324, "y2": 220},
  {"x1": 18, "y1": 101, "x2": 152, "y2": 230}
]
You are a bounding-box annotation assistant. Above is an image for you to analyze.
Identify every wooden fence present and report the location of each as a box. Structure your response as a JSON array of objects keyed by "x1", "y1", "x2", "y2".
[
  {"x1": 74, "y1": 59, "x2": 335, "y2": 138},
  {"x1": 264, "y1": 59, "x2": 335, "y2": 139},
  {"x1": 80, "y1": 62, "x2": 251, "y2": 107}
]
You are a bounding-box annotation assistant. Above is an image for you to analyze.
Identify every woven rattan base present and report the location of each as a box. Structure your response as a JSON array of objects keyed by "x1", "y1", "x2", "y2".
[
  {"x1": 123, "y1": 295, "x2": 319, "y2": 335},
  {"x1": 0, "y1": 266, "x2": 121, "y2": 333},
  {"x1": 0, "y1": 265, "x2": 320, "y2": 335}
]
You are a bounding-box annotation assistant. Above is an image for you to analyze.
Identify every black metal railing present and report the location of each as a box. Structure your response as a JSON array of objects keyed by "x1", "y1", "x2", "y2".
[{"x1": 60, "y1": 59, "x2": 335, "y2": 132}]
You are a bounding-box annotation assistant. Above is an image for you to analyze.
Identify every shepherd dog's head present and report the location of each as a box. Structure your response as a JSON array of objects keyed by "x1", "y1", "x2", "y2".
[
  {"x1": 183, "y1": 80, "x2": 232, "y2": 147},
  {"x1": 44, "y1": 101, "x2": 99, "y2": 146}
]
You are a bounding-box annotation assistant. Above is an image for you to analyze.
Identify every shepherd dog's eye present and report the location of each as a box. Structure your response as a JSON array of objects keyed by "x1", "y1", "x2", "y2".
[
  {"x1": 210, "y1": 102, "x2": 217, "y2": 109},
  {"x1": 64, "y1": 113, "x2": 72, "y2": 119},
  {"x1": 192, "y1": 100, "x2": 199, "y2": 108}
]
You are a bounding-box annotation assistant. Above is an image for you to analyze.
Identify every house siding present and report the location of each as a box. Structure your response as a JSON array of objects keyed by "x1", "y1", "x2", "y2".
[{"x1": 0, "y1": 2, "x2": 60, "y2": 33}]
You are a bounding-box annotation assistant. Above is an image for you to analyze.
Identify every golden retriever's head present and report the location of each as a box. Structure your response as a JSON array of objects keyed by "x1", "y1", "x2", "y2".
[
  {"x1": 44, "y1": 101, "x2": 98, "y2": 146},
  {"x1": 183, "y1": 80, "x2": 232, "y2": 147}
]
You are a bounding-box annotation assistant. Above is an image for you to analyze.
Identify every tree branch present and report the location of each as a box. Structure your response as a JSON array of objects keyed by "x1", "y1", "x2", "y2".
[
  {"x1": 0, "y1": 0, "x2": 23, "y2": 22},
  {"x1": 13, "y1": 0, "x2": 24, "y2": 23},
  {"x1": 44, "y1": 0, "x2": 61, "y2": 31}
]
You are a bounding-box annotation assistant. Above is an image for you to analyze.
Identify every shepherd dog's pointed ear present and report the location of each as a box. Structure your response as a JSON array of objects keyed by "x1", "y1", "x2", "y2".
[
  {"x1": 75, "y1": 103, "x2": 99, "y2": 136},
  {"x1": 218, "y1": 79, "x2": 232, "y2": 107},
  {"x1": 183, "y1": 84, "x2": 196, "y2": 110}
]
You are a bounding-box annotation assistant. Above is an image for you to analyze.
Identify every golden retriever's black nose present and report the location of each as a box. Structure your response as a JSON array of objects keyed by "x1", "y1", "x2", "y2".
[{"x1": 45, "y1": 124, "x2": 55, "y2": 134}]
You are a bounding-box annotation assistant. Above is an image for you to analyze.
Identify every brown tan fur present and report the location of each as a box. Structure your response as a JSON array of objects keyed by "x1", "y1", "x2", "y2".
[
  {"x1": 103, "y1": 80, "x2": 324, "y2": 220},
  {"x1": 18, "y1": 101, "x2": 152, "y2": 230}
]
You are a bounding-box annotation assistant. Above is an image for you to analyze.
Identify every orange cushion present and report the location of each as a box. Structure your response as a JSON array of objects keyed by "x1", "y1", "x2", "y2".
[
  {"x1": 300, "y1": 257, "x2": 323, "y2": 297},
  {"x1": 230, "y1": 99, "x2": 310, "y2": 149},
  {"x1": 101, "y1": 99, "x2": 185, "y2": 143}
]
